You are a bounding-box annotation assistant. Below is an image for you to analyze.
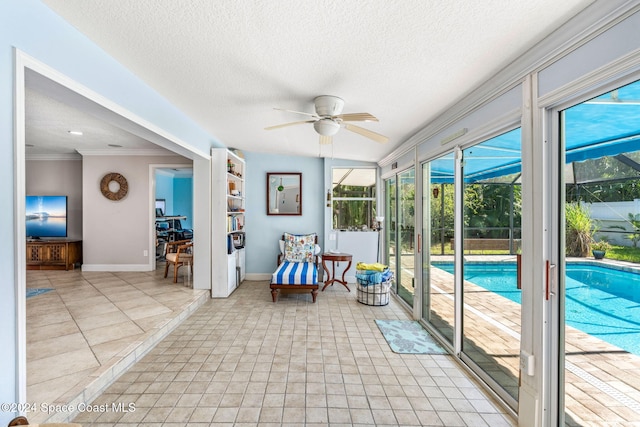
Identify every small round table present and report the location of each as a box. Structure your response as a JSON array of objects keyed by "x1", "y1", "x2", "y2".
[{"x1": 322, "y1": 252, "x2": 353, "y2": 292}]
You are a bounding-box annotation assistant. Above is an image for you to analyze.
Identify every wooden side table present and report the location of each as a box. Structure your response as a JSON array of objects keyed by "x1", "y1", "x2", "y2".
[{"x1": 322, "y1": 252, "x2": 353, "y2": 291}]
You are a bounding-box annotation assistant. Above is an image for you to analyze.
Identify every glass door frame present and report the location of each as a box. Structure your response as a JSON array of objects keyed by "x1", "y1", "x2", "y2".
[
  {"x1": 397, "y1": 167, "x2": 417, "y2": 308},
  {"x1": 384, "y1": 176, "x2": 398, "y2": 295},
  {"x1": 383, "y1": 164, "x2": 421, "y2": 316},
  {"x1": 546, "y1": 104, "x2": 563, "y2": 426},
  {"x1": 419, "y1": 149, "x2": 461, "y2": 353},
  {"x1": 456, "y1": 136, "x2": 521, "y2": 409},
  {"x1": 544, "y1": 71, "x2": 640, "y2": 426},
  {"x1": 418, "y1": 129, "x2": 523, "y2": 412}
]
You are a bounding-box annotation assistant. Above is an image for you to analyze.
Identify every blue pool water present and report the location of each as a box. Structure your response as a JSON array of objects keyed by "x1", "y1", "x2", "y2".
[{"x1": 434, "y1": 262, "x2": 640, "y2": 355}]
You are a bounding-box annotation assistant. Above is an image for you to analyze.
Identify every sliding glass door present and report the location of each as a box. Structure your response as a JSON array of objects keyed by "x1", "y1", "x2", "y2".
[
  {"x1": 422, "y1": 153, "x2": 456, "y2": 346},
  {"x1": 397, "y1": 168, "x2": 415, "y2": 307},
  {"x1": 385, "y1": 169, "x2": 416, "y2": 308},
  {"x1": 460, "y1": 129, "x2": 522, "y2": 405},
  {"x1": 385, "y1": 177, "x2": 397, "y2": 294},
  {"x1": 558, "y1": 79, "x2": 640, "y2": 426}
]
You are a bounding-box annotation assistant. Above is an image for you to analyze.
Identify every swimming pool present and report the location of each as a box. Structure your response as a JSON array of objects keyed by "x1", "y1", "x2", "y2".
[{"x1": 433, "y1": 262, "x2": 640, "y2": 355}]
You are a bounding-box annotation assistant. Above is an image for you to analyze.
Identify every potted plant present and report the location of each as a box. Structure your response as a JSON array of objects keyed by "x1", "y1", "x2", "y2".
[{"x1": 591, "y1": 239, "x2": 611, "y2": 260}]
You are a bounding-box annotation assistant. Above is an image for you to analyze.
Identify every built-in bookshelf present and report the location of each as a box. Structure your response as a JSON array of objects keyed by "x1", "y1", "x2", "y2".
[{"x1": 212, "y1": 148, "x2": 246, "y2": 297}]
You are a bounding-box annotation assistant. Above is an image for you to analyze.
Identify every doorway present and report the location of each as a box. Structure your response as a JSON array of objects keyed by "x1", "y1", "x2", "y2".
[{"x1": 16, "y1": 55, "x2": 210, "y2": 411}]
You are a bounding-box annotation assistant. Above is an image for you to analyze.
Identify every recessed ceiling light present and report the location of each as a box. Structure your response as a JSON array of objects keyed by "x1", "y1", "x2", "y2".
[
  {"x1": 68, "y1": 130, "x2": 83, "y2": 136},
  {"x1": 108, "y1": 144, "x2": 123, "y2": 148}
]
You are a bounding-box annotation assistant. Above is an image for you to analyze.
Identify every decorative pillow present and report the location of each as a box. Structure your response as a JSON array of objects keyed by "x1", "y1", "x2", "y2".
[
  {"x1": 283, "y1": 232, "x2": 317, "y2": 263},
  {"x1": 280, "y1": 240, "x2": 321, "y2": 255}
]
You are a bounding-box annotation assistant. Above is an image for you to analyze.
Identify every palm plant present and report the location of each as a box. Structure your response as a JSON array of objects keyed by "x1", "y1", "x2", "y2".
[{"x1": 565, "y1": 202, "x2": 596, "y2": 257}]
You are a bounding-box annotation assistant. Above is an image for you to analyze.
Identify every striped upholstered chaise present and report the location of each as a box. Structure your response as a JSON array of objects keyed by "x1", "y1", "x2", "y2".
[{"x1": 270, "y1": 232, "x2": 321, "y2": 303}]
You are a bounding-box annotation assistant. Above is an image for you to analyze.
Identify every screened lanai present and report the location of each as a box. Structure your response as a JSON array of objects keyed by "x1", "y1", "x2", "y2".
[
  {"x1": 422, "y1": 79, "x2": 640, "y2": 425},
  {"x1": 429, "y1": 80, "x2": 640, "y2": 255}
]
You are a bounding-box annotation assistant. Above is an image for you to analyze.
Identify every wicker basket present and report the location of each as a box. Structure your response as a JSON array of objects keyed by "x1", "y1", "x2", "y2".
[{"x1": 356, "y1": 269, "x2": 393, "y2": 306}]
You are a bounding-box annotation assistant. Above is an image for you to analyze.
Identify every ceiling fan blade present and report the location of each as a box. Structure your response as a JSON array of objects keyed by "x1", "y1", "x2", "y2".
[
  {"x1": 319, "y1": 135, "x2": 333, "y2": 145},
  {"x1": 344, "y1": 123, "x2": 389, "y2": 144},
  {"x1": 273, "y1": 107, "x2": 318, "y2": 118},
  {"x1": 265, "y1": 120, "x2": 316, "y2": 130},
  {"x1": 335, "y1": 112, "x2": 379, "y2": 122}
]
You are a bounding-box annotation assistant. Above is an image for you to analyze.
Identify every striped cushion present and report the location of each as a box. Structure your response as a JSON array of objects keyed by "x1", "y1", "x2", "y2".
[{"x1": 272, "y1": 261, "x2": 318, "y2": 285}]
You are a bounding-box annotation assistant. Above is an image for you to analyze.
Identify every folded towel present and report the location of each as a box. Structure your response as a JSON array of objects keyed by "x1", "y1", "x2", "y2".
[
  {"x1": 356, "y1": 267, "x2": 393, "y2": 285},
  {"x1": 356, "y1": 262, "x2": 387, "y2": 272}
]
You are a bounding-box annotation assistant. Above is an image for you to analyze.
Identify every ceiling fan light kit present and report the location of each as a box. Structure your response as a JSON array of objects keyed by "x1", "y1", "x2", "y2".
[
  {"x1": 314, "y1": 119, "x2": 341, "y2": 136},
  {"x1": 266, "y1": 94, "x2": 389, "y2": 145}
]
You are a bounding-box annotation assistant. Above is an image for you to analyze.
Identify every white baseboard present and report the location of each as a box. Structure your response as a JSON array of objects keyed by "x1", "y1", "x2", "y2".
[{"x1": 81, "y1": 264, "x2": 152, "y2": 272}]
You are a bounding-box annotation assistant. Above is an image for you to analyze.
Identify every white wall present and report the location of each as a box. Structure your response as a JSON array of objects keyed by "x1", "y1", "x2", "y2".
[
  {"x1": 82, "y1": 154, "x2": 191, "y2": 270},
  {"x1": 26, "y1": 159, "x2": 82, "y2": 240}
]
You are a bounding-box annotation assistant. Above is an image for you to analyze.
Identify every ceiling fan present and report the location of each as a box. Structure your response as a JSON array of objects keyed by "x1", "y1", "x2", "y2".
[{"x1": 265, "y1": 95, "x2": 389, "y2": 145}]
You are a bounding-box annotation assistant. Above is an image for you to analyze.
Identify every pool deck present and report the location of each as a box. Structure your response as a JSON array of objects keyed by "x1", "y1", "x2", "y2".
[{"x1": 395, "y1": 254, "x2": 640, "y2": 425}]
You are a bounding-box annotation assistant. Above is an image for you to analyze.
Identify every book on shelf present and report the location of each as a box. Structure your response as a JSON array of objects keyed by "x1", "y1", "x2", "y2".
[{"x1": 227, "y1": 215, "x2": 243, "y2": 232}]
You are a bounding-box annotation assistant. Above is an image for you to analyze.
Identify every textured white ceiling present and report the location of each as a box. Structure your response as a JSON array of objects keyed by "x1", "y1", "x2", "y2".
[
  {"x1": 37, "y1": 0, "x2": 594, "y2": 161},
  {"x1": 26, "y1": 88, "x2": 165, "y2": 157}
]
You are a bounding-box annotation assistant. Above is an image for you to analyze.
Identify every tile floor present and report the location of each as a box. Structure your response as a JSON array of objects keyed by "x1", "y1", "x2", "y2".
[
  {"x1": 65, "y1": 279, "x2": 516, "y2": 426},
  {"x1": 408, "y1": 255, "x2": 640, "y2": 426},
  {"x1": 28, "y1": 256, "x2": 640, "y2": 426},
  {"x1": 26, "y1": 267, "x2": 208, "y2": 424}
]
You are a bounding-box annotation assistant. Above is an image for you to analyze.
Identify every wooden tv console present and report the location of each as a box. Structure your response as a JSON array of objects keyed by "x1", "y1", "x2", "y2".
[{"x1": 26, "y1": 239, "x2": 82, "y2": 271}]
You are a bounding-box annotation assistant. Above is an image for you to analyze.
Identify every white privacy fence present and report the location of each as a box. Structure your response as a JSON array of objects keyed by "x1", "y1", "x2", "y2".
[{"x1": 588, "y1": 199, "x2": 640, "y2": 246}]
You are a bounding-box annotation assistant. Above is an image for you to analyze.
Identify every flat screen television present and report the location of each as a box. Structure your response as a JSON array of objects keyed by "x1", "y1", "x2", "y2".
[{"x1": 26, "y1": 195, "x2": 68, "y2": 239}]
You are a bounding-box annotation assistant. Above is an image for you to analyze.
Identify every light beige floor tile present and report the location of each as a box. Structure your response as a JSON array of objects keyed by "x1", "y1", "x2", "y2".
[
  {"x1": 72, "y1": 309, "x2": 130, "y2": 331},
  {"x1": 82, "y1": 320, "x2": 145, "y2": 346},
  {"x1": 28, "y1": 347, "x2": 99, "y2": 385},
  {"x1": 27, "y1": 318, "x2": 79, "y2": 343},
  {"x1": 27, "y1": 331, "x2": 89, "y2": 361},
  {"x1": 91, "y1": 335, "x2": 141, "y2": 364},
  {"x1": 66, "y1": 300, "x2": 120, "y2": 319},
  {"x1": 28, "y1": 366, "x2": 96, "y2": 405},
  {"x1": 26, "y1": 307, "x2": 75, "y2": 328},
  {"x1": 25, "y1": 269, "x2": 207, "y2": 423}
]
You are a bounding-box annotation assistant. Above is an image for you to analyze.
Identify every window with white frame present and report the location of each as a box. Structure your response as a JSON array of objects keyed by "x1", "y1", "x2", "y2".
[{"x1": 332, "y1": 168, "x2": 376, "y2": 229}]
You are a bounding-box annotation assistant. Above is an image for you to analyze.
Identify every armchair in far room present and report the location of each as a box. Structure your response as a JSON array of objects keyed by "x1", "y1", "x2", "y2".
[
  {"x1": 270, "y1": 232, "x2": 321, "y2": 303},
  {"x1": 164, "y1": 239, "x2": 193, "y2": 283}
]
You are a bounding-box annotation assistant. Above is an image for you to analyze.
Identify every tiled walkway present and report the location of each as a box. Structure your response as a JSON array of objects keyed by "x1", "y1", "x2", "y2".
[
  {"x1": 26, "y1": 268, "x2": 207, "y2": 424},
  {"x1": 58, "y1": 279, "x2": 516, "y2": 426}
]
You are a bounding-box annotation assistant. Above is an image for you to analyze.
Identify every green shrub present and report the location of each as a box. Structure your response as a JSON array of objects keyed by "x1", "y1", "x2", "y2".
[{"x1": 565, "y1": 203, "x2": 595, "y2": 257}]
